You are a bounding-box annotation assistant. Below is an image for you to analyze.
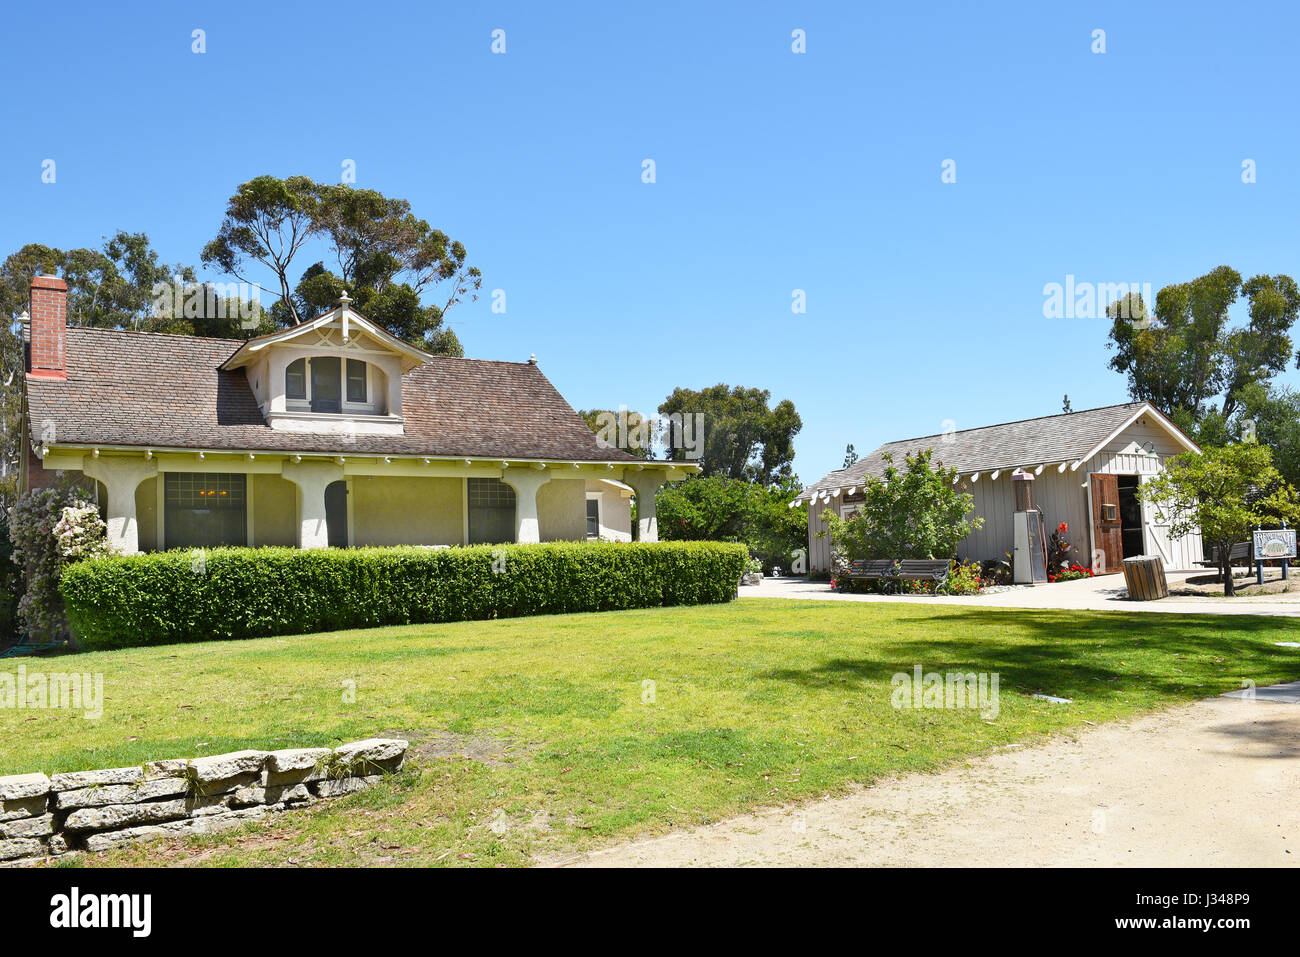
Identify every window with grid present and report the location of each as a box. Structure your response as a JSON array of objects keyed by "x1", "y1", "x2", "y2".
[
  {"x1": 468, "y1": 478, "x2": 516, "y2": 544},
  {"x1": 164, "y1": 472, "x2": 247, "y2": 549}
]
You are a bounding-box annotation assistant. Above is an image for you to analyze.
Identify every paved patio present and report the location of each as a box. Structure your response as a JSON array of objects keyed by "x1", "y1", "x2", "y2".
[{"x1": 742, "y1": 572, "x2": 1300, "y2": 616}]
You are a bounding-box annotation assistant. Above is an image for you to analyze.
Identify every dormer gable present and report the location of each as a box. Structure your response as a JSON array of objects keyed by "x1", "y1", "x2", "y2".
[{"x1": 220, "y1": 293, "x2": 432, "y2": 437}]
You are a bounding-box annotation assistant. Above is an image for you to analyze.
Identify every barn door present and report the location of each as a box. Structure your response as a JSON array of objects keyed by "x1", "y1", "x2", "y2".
[{"x1": 1090, "y1": 473, "x2": 1123, "y2": 574}]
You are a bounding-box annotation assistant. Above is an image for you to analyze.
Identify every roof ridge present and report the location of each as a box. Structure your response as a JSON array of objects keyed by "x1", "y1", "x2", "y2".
[
  {"x1": 64, "y1": 326, "x2": 541, "y2": 369},
  {"x1": 867, "y1": 401, "x2": 1147, "y2": 448}
]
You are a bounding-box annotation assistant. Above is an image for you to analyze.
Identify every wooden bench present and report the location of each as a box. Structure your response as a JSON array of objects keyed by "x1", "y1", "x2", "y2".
[
  {"x1": 1197, "y1": 542, "x2": 1253, "y2": 576},
  {"x1": 838, "y1": 558, "x2": 951, "y2": 595},
  {"x1": 839, "y1": 559, "x2": 897, "y2": 590},
  {"x1": 895, "y1": 559, "x2": 952, "y2": 595}
]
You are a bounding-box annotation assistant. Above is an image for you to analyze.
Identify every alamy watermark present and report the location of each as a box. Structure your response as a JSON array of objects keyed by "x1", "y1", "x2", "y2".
[
  {"x1": 152, "y1": 280, "x2": 264, "y2": 327},
  {"x1": 1042, "y1": 275, "x2": 1152, "y2": 322},
  {"x1": 1, "y1": 664, "x2": 103, "y2": 719},
  {"x1": 891, "y1": 664, "x2": 999, "y2": 719},
  {"x1": 592, "y1": 406, "x2": 704, "y2": 459}
]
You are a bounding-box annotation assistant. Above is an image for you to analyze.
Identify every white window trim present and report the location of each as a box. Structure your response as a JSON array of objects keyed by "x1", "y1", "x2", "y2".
[
  {"x1": 285, "y1": 356, "x2": 382, "y2": 415},
  {"x1": 585, "y1": 491, "x2": 603, "y2": 539}
]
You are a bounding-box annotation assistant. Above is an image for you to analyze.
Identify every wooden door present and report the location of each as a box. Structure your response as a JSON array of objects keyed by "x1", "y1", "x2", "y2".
[{"x1": 1090, "y1": 473, "x2": 1122, "y2": 574}]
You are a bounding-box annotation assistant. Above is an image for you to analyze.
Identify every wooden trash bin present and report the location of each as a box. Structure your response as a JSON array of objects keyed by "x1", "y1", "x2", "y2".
[{"x1": 1122, "y1": 555, "x2": 1169, "y2": 601}]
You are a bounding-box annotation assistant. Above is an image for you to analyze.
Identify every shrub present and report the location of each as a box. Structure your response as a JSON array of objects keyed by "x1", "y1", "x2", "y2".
[
  {"x1": 10, "y1": 482, "x2": 112, "y2": 641},
  {"x1": 59, "y1": 541, "x2": 749, "y2": 651},
  {"x1": 0, "y1": 523, "x2": 21, "y2": 645},
  {"x1": 657, "y1": 475, "x2": 807, "y2": 573},
  {"x1": 820, "y1": 450, "x2": 983, "y2": 562}
]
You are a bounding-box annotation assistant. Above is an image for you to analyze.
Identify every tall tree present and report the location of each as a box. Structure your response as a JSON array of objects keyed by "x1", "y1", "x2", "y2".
[
  {"x1": 203, "y1": 177, "x2": 480, "y2": 352},
  {"x1": 1107, "y1": 266, "x2": 1298, "y2": 421},
  {"x1": 201, "y1": 175, "x2": 322, "y2": 326},
  {"x1": 658, "y1": 384, "x2": 801, "y2": 485}
]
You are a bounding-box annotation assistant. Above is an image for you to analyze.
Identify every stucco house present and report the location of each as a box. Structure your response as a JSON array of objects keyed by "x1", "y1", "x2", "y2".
[
  {"x1": 19, "y1": 275, "x2": 690, "y2": 554},
  {"x1": 797, "y1": 402, "x2": 1204, "y2": 574}
]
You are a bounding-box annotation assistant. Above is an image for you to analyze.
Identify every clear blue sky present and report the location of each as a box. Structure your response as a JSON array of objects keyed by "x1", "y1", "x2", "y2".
[{"x1": 4, "y1": 1, "x2": 1299, "y2": 484}]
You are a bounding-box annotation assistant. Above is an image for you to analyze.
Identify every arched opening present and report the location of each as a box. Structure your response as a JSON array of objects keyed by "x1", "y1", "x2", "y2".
[{"x1": 325, "y1": 480, "x2": 348, "y2": 547}]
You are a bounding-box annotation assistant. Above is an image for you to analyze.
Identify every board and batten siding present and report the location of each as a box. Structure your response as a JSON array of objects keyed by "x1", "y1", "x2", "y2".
[{"x1": 806, "y1": 414, "x2": 1203, "y2": 572}]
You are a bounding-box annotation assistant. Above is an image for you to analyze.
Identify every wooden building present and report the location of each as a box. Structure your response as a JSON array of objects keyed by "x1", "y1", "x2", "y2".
[{"x1": 797, "y1": 402, "x2": 1203, "y2": 574}]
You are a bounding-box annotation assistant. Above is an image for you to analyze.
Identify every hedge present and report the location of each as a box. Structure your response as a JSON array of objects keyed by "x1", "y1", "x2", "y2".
[{"x1": 59, "y1": 541, "x2": 748, "y2": 651}]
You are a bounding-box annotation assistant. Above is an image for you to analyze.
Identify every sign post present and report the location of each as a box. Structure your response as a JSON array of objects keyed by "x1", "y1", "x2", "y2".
[{"x1": 1252, "y1": 524, "x2": 1296, "y2": 584}]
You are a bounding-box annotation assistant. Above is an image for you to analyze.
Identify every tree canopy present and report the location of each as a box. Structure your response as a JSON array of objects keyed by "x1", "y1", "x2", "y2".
[
  {"x1": 658, "y1": 384, "x2": 801, "y2": 485},
  {"x1": 202, "y1": 176, "x2": 479, "y2": 353},
  {"x1": 1106, "y1": 266, "x2": 1299, "y2": 422}
]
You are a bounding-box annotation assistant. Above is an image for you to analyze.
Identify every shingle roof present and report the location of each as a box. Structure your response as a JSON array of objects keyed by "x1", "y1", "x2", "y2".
[
  {"x1": 796, "y1": 402, "x2": 1181, "y2": 501},
  {"x1": 25, "y1": 327, "x2": 635, "y2": 461}
]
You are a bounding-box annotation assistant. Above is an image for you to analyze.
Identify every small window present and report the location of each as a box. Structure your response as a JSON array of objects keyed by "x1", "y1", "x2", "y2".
[
  {"x1": 285, "y1": 358, "x2": 306, "y2": 399},
  {"x1": 346, "y1": 359, "x2": 367, "y2": 403},
  {"x1": 586, "y1": 496, "x2": 601, "y2": 538}
]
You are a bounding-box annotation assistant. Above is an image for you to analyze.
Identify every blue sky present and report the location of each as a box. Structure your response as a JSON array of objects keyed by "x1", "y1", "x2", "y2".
[{"x1": 4, "y1": 0, "x2": 1299, "y2": 484}]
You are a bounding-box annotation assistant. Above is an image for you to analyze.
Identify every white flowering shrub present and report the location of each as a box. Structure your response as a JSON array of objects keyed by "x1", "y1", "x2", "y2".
[{"x1": 10, "y1": 483, "x2": 113, "y2": 641}]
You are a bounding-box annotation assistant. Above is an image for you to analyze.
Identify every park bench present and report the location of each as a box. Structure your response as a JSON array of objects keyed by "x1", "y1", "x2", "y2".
[
  {"x1": 1196, "y1": 542, "x2": 1253, "y2": 577},
  {"x1": 895, "y1": 559, "x2": 953, "y2": 595},
  {"x1": 840, "y1": 559, "x2": 897, "y2": 590},
  {"x1": 838, "y1": 558, "x2": 952, "y2": 595}
]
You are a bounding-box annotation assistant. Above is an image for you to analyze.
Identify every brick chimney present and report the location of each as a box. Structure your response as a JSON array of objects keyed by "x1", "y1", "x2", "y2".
[{"x1": 28, "y1": 274, "x2": 67, "y2": 380}]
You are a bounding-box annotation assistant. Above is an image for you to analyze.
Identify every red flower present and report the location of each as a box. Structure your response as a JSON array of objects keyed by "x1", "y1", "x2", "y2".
[{"x1": 1058, "y1": 522, "x2": 1068, "y2": 534}]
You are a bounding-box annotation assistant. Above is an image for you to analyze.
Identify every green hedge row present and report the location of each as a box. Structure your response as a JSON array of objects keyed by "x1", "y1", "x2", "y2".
[{"x1": 58, "y1": 541, "x2": 748, "y2": 651}]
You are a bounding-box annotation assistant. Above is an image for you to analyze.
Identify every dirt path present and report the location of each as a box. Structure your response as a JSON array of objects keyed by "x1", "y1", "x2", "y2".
[{"x1": 541, "y1": 697, "x2": 1300, "y2": 867}]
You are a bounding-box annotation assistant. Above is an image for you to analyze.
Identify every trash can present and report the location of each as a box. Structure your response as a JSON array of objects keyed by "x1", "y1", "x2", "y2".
[{"x1": 1122, "y1": 555, "x2": 1168, "y2": 601}]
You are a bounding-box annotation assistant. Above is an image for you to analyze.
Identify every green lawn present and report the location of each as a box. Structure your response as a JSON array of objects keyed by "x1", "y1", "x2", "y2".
[{"x1": 6, "y1": 599, "x2": 1298, "y2": 866}]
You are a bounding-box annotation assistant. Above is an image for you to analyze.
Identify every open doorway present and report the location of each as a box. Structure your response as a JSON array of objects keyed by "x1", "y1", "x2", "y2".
[{"x1": 1117, "y1": 475, "x2": 1144, "y2": 558}]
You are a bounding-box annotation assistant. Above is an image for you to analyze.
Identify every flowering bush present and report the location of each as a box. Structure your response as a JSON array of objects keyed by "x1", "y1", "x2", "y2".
[
  {"x1": 1048, "y1": 562, "x2": 1094, "y2": 583},
  {"x1": 10, "y1": 483, "x2": 113, "y2": 641},
  {"x1": 1047, "y1": 522, "x2": 1075, "y2": 572}
]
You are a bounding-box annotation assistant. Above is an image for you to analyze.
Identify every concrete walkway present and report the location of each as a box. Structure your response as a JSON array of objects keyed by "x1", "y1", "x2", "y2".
[
  {"x1": 742, "y1": 573, "x2": 1300, "y2": 617},
  {"x1": 544, "y1": 694, "x2": 1300, "y2": 867}
]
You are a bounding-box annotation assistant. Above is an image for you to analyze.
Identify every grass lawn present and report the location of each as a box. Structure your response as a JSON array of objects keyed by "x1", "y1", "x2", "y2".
[{"x1": 6, "y1": 599, "x2": 1298, "y2": 866}]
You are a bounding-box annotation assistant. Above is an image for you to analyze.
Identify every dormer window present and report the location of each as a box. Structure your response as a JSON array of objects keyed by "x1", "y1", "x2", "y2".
[
  {"x1": 222, "y1": 293, "x2": 427, "y2": 437},
  {"x1": 280, "y1": 356, "x2": 383, "y2": 415}
]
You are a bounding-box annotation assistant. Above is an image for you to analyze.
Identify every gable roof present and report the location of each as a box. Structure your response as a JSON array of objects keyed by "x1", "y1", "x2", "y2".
[
  {"x1": 796, "y1": 402, "x2": 1198, "y2": 502},
  {"x1": 25, "y1": 327, "x2": 635, "y2": 462},
  {"x1": 220, "y1": 297, "x2": 432, "y2": 374}
]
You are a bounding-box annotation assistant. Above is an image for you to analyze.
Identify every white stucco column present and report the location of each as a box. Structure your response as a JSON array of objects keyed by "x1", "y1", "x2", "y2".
[
  {"x1": 282, "y1": 460, "x2": 345, "y2": 548},
  {"x1": 82, "y1": 455, "x2": 158, "y2": 555},
  {"x1": 501, "y1": 468, "x2": 551, "y2": 544},
  {"x1": 624, "y1": 468, "x2": 670, "y2": 543}
]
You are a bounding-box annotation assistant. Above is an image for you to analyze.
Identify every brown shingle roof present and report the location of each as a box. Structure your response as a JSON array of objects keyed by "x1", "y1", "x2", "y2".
[
  {"x1": 26, "y1": 327, "x2": 634, "y2": 461},
  {"x1": 796, "y1": 402, "x2": 1189, "y2": 501}
]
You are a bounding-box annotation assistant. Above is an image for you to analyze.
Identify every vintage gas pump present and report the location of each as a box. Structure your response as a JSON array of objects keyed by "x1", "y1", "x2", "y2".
[{"x1": 1012, "y1": 469, "x2": 1049, "y2": 584}]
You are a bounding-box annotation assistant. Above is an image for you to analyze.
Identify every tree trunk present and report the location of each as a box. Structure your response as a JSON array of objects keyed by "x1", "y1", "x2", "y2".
[{"x1": 1222, "y1": 556, "x2": 1235, "y2": 597}]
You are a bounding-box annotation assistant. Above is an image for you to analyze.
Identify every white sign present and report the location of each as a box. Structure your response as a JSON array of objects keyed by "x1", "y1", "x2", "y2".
[{"x1": 1253, "y1": 529, "x2": 1296, "y2": 560}]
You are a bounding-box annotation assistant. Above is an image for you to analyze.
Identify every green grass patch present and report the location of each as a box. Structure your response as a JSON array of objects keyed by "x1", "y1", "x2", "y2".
[{"x1": 4, "y1": 599, "x2": 1297, "y2": 866}]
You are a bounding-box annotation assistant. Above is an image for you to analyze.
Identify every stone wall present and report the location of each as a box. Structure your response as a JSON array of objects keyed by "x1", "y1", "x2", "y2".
[{"x1": 0, "y1": 737, "x2": 408, "y2": 864}]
